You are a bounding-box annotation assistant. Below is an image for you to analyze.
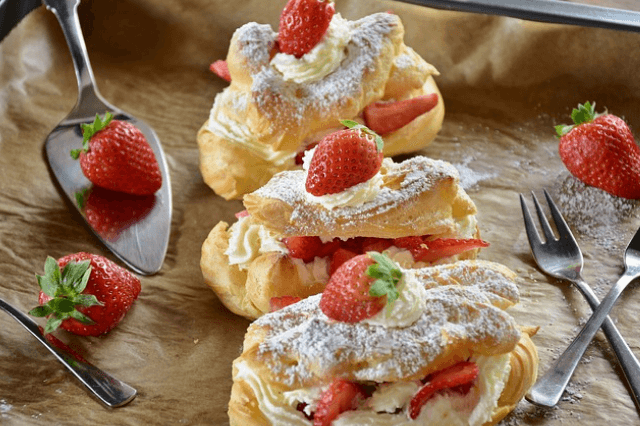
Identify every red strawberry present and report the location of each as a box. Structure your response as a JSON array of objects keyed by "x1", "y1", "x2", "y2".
[
  {"x1": 363, "y1": 94, "x2": 439, "y2": 135},
  {"x1": 77, "y1": 187, "x2": 155, "y2": 241},
  {"x1": 235, "y1": 209, "x2": 250, "y2": 219},
  {"x1": 329, "y1": 248, "x2": 358, "y2": 275},
  {"x1": 29, "y1": 253, "x2": 141, "y2": 336},
  {"x1": 320, "y1": 252, "x2": 402, "y2": 323},
  {"x1": 313, "y1": 379, "x2": 366, "y2": 426},
  {"x1": 278, "y1": 0, "x2": 335, "y2": 58},
  {"x1": 393, "y1": 237, "x2": 488, "y2": 263},
  {"x1": 209, "y1": 60, "x2": 231, "y2": 82},
  {"x1": 557, "y1": 101, "x2": 640, "y2": 199},
  {"x1": 269, "y1": 296, "x2": 302, "y2": 312},
  {"x1": 360, "y1": 237, "x2": 394, "y2": 254},
  {"x1": 409, "y1": 362, "x2": 479, "y2": 419},
  {"x1": 283, "y1": 236, "x2": 325, "y2": 262},
  {"x1": 70, "y1": 112, "x2": 162, "y2": 195},
  {"x1": 306, "y1": 121, "x2": 384, "y2": 196}
]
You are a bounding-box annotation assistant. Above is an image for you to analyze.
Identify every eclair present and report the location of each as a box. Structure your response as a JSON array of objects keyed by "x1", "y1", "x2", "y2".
[
  {"x1": 197, "y1": 0, "x2": 444, "y2": 200},
  {"x1": 227, "y1": 257, "x2": 539, "y2": 425},
  {"x1": 201, "y1": 123, "x2": 486, "y2": 319}
]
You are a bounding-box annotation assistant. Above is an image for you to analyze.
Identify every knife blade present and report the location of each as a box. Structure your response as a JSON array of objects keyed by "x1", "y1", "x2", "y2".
[
  {"x1": 394, "y1": 0, "x2": 640, "y2": 33},
  {"x1": 0, "y1": 0, "x2": 42, "y2": 41}
]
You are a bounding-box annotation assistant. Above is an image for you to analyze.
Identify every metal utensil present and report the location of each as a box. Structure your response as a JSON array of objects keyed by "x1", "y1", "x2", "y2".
[
  {"x1": 0, "y1": 297, "x2": 136, "y2": 407},
  {"x1": 42, "y1": 0, "x2": 171, "y2": 275},
  {"x1": 520, "y1": 189, "x2": 640, "y2": 410},
  {"x1": 393, "y1": 0, "x2": 640, "y2": 33}
]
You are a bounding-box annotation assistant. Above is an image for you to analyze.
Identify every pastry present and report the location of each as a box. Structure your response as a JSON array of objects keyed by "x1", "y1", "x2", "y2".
[
  {"x1": 201, "y1": 125, "x2": 485, "y2": 319},
  {"x1": 227, "y1": 258, "x2": 539, "y2": 425},
  {"x1": 197, "y1": 0, "x2": 444, "y2": 200}
]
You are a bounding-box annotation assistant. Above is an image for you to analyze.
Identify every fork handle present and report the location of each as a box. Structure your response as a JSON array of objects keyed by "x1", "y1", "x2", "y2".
[
  {"x1": 568, "y1": 278, "x2": 640, "y2": 412},
  {"x1": 527, "y1": 273, "x2": 639, "y2": 407}
]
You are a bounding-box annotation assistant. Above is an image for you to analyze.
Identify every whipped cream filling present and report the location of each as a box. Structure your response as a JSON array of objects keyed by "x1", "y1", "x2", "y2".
[
  {"x1": 302, "y1": 147, "x2": 388, "y2": 210},
  {"x1": 225, "y1": 216, "x2": 287, "y2": 270},
  {"x1": 236, "y1": 353, "x2": 511, "y2": 426},
  {"x1": 361, "y1": 272, "x2": 427, "y2": 328},
  {"x1": 271, "y1": 13, "x2": 352, "y2": 84},
  {"x1": 206, "y1": 90, "x2": 296, "y2": 165}
]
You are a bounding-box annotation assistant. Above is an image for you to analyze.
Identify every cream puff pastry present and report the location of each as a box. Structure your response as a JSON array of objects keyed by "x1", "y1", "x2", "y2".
[
  {"x1": 198, "y1": 8, "x2": 444, "y2": 200},
  {"x1": 201, "y1": 154, "x2": 485, "y2": 320},
  {"x1": 227, "y1": 259, "x2": 539, "y2": 425}
]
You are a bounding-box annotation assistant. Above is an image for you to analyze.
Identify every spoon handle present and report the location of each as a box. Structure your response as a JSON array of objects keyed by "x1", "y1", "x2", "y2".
[
  {"x1": 0, "y1": 298, "x2": 136, "y2": 407},
  {"x1": 43, "y1": 0, "x2": 112, "y2": 116}
]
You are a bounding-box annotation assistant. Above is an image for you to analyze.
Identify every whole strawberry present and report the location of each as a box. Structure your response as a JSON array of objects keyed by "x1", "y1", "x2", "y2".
[
  {"x1": 319, "y1": 252, "x2": 402, "y2": 323},
  {"x1": 29, "y1": 253, "x2": 141, "y2": 336},
  {"x1": 278, "y1": 0, "x2": 335, "y2": 58},
  {"x1": 557, "y1": 101, "x2": 640, "y2": 199},
  {"x1": 305, "y1": 120, "x2": 384, "y2": 196},
  {"x1": 71, "y1": 112, "x2": 162, "y2": 195}
]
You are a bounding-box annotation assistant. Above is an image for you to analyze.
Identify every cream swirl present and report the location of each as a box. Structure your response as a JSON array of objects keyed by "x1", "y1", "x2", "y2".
[
  {"x1": 361, "y1": 271, "x2": 427, "y2": 328},
  {"x1": 225, "y1": 216, "x2": 287, "y2": 270},
  {"x1": 271, "y1": 13, "x2": 351, "y2": 83}
]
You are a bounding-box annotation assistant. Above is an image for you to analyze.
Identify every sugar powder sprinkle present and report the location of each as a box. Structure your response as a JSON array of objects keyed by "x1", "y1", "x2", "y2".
[{"x1": 551, "y1": 173, "x2": 640, "y2": 250}]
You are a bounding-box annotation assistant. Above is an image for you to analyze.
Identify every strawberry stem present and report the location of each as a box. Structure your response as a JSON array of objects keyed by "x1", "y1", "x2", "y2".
[
  {"x1": 555, "y1": 101, "x2": 606, "y2": 137},
  {"x1": 29, "y1": 256, "x2": 103, "y2": 334},
  {"x1": 366, "y1": 252, "x2": 403, "y2": 304},
  {"x1": 341, "y1": 119, "x2": 384, "y2": 152},
  {"x1": 70, "y1": 112, "x2": 114, "y2": 159}
]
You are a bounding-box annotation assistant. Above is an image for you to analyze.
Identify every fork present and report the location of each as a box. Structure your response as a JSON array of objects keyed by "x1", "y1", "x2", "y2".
[{"x1": 520, "y1": 189, "x2": 640, "y2": 410}]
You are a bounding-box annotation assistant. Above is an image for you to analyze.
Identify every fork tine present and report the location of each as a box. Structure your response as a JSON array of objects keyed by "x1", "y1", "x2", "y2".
[
  {"x1": 542, "y1": 189, "x2": 579, "y2": 245},
  {"x1": 519, "y1": 193, "x2": 544, "y2": 249},
  {"x1": 530, "y1": 191, "x2": 557, "y2": 242}
]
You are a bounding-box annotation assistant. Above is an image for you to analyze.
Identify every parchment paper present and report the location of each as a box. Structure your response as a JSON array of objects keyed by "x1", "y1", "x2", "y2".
[{"x1": 2, "y1": 0, "x2": 640, "y2": 424}]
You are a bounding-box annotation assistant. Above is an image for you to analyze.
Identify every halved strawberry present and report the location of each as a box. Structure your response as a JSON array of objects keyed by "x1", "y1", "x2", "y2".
[
  {"x1": 319, "y1": 252, "x2": 402, "y2": 323},
  {"x1": 409, "y1": 361, "x2": 479, "y2": 419},
  {"x1": 393, "y1": 237, "x2": 488, "y2": 263},
  {"x1": 210, "y1": 60, "x2": 231, "y2": 82},
  {"x1": 278, "y1": 0, "x2": 335, "y2": 58},
  {"x1": 283, "y1": 236, "x2": 325, "y2": 262},
  {"x1": 313, "y1": 379, "x2": 366, "y2": 426},
  {"x1": 305, "y1": 121, "x2": 384, "y2": 196},
  {"x1": 269, "y1": 296, "x2": 302, "y2": 312},
  {"x1": 363, "y1": 94, "x2": 439, "y2": 135}
]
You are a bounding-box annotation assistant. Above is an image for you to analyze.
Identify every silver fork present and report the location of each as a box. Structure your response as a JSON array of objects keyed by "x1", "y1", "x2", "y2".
[{"x1": 520, "y1": 189, "x2": 640, "y2": 410}]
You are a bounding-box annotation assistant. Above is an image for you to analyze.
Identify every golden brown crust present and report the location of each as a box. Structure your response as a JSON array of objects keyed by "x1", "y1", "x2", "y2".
[
  {"x1": 227, "y1": 287, "x2": 539, "y2": 425},
  {"x1": 198, "y1": 13, "x2": 444, "y2": 200}
]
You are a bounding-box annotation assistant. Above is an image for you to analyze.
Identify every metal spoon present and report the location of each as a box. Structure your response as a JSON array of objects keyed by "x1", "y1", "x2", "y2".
[
  {"x1": 42, "y1": 0, "x2": 172, "y2": 276},
  {"x1": 0, "y1": 297, "x2": 136, "y2": 407}
]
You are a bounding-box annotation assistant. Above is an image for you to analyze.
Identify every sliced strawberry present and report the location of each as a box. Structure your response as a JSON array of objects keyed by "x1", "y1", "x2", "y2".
[
  {"x1": 320, "y1": 253, "x2": 402, "y2": 323},
  {"x1": 305, "y1": 121, "x2": 384, "y2": 196},
  {"x1": 269, "y1": 296, "x2": 302, "y2": 312},
  {"x1": 316, "y1": 238, "x2": 342, "y2": 258},
  {"x1": 209, "y1": 60, "x2": 231, "y2": 82},
  {"x1": 278, "y1": 0, "x2": 335, "y2": 58},
  {"x1": 363, "y1": 94, "x2": 439, "y2": 135},
  {"x1": 313, "y1": 379, "x2": 366, "y2": 426},
  {"x1": 235, "y1": 209, "x2": 250, "y2": 219},
  {"x1": 360, "y1": 237, "x2": 394, "y2": 253},
  {"x1": 283, "y1": 236, "x2": 325, "y2": 262},
  {"x1": 393, "y1": 237, "x2": 488, "y2": 263},
  {"x1": 329, "y1": 248, "x2": 358, "y2": 275},
  {"x1": 409, "y1": 361, "x2": 479, "y2": 420}
]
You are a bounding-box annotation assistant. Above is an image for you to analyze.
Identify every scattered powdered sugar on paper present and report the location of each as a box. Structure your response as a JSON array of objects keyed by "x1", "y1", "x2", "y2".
[
  {"x1": 551, "y1": 173, "x2": 640, "y2": 251},
  {"x1": 451, "y1": 156, "x2": 498, "y2": 190}
]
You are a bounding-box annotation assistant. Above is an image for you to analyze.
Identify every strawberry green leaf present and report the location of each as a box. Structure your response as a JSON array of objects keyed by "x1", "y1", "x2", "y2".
[
  {"x1": 366, "y1": 252, "x2": 403, "y2": 304},
  {"x1": 341, "y1": 119, "x2": 385, "y2": 152},
  {"x1": 74, "y1": 294, "x2": 102, "y2": 308},
  {"x1": 570, "y1": 101, "x2": 595, "y2": 126},
  {"x1": 28, "y1": 305, "x2": 54, "y2": 318},
  {"x1": 62, "y1": 260, "x2": 91, "y2": 292},
  {"x1": 69, "y1": 310, "x2": 95, "y2": 324},
  {"x1": 71, "y1": 111, "x2": 113, "y2": 158},
  {"x1": 44, "y1": 316, "x2": 64, "y2": 334}
]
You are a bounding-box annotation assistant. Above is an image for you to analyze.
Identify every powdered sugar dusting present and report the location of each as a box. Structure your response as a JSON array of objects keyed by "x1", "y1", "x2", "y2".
[
  {"x1": 451, "y1": 156, "x2": 498, "y2": 190},
  {"x1": 251, "y1": 156, "x2": 463, "y2": 236},
  {"x1": 551, "y1": 173, "x2": 640, "y2": 251},
  {"x1": 252, "y1": 260, "x2": 521, "y2": 387},
  {"x1": 247, "y1": 13, "x2": 398, "y2": 124}
]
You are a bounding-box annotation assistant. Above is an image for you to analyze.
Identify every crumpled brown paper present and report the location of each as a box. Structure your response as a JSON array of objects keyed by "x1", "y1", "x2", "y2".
[{"x1": 2, "y1": 0, "x2": 640, "y2": 424}]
